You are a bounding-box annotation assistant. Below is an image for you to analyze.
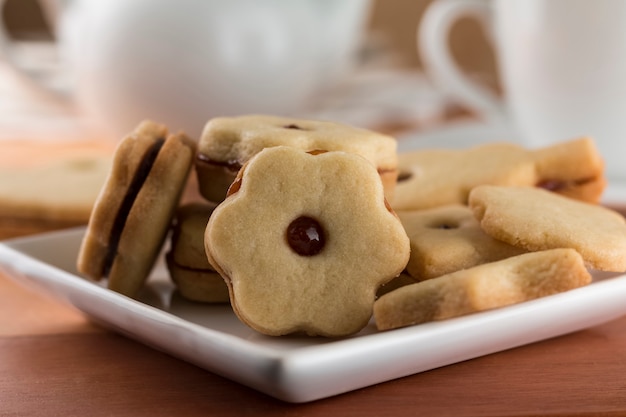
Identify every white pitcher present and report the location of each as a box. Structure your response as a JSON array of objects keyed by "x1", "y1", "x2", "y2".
[
  {"x1": 0, "y1": 0, "x2": 372, "y2": 139},
  {"x1": 419, "y1": 0, "x2": 626, "y2": 181}
]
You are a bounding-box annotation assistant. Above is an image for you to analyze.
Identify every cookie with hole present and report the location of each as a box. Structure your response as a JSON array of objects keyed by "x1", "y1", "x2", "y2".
[
  {"x1": 397, "y1": 205, "x2": 525, "y2": 281},
  {"x1": 392, "y1": 137, "x2": 605, "y2": 211},
  {"x1": 204, "y1": 146, "x2": 409, "y2": 337}
]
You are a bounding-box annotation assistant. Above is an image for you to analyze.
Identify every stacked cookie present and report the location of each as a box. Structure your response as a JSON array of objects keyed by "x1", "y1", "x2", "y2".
[
  {"x1": 77, "y1": 121, "x2": 196, "y2": 297},
  {"x1": 76, "y1": 116, "x2": 626, "y2": 337},
  {"x1": 77, "y1": 116, "x2": 409, "y2": 337}
]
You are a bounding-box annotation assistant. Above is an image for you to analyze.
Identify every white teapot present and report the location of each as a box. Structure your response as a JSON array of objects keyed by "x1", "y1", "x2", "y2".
[{"x1": 0, "y1": 0, "x2": 372, "y2": 138}]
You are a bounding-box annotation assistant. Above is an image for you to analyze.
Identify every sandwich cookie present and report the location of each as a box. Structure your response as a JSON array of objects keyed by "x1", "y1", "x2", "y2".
[{"x1": 77, "y1": 120, "x2": 196, "y2": 297}]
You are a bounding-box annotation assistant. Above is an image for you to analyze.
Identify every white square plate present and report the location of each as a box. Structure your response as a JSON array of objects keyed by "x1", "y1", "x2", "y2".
[{"x1": 2, "y1": 228, "x2": 626, "y2": 403}]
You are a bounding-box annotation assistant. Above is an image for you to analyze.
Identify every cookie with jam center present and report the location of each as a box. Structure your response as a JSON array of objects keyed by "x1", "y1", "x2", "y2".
[
  {"x1": 204, "y1": 146, "x2": 409, "y2": 337},
  {"x1": 77, "y1": 120, "x2": 196, "y2": 298},
  {"x1": 195, "y1": 114, "x2": 399, "y2": 203},
  {"x1": 392, "y1": 137, "x2": 606, "y2": 211}
]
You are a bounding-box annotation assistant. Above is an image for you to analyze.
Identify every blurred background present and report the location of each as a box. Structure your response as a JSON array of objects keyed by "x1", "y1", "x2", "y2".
[
  {"x1": 0, "y1": 0, "x2": 501, "y2": 238},
  {"x1": 2, "y1": 0, "x2": 496, "y2": 77},
  {"x1": 0, "y1": 0, "x2": 498, "y2": 138},
  {"x1": 2, "y1": 1, "x2": 624, "y2": 235}
]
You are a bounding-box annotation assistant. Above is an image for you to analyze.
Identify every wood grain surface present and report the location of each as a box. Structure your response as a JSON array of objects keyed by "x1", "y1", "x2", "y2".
[{"x1": 2, "y1": 266, "x2": 626, "y2": 416}]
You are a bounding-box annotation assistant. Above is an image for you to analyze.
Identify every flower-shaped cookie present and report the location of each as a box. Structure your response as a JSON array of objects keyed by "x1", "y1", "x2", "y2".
[
  {"x1": 398, "y1": 205, "x2": 525, "y2": 281},
  {"x1": 205, "y1": 146, "x2": 410, "y2": 337}
]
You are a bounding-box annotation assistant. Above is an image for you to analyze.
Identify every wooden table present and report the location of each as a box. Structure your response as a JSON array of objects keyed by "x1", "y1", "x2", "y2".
[{"x1": 2, "y1": 264, "x2": 626, "y2": 417}]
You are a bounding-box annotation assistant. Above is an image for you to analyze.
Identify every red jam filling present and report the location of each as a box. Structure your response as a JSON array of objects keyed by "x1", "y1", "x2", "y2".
[{"x1": 286, "y1": 216, "x2": 326, "y2": 256}]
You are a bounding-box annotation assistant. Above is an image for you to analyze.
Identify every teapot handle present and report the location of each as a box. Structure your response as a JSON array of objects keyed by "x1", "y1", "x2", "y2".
[
  {"x1": 0, "y1": 0, "x2": 70, "y2": 103},
  {"x1": 0, "y1": 0, "x2": 16, "y2": 63},
  {"x1": 418, "y1": 0, "x2": 508, "y2": 128}
]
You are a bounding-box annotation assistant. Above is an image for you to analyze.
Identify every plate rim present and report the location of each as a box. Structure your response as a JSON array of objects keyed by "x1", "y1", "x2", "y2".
[{"x1": 2, "y1": 227, "x2": 626, "y2": 402}]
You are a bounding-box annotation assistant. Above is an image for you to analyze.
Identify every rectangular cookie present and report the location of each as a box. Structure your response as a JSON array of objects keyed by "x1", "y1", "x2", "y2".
[{"x1": 374, "y1": 248, "x2": 592, "y2": 331}]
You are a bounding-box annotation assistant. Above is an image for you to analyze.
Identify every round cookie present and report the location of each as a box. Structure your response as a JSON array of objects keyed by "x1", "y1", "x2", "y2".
[
  {"x1": 166, "y1": 203, "x2": 229, "y2": 303},
  {"x1": 205, "y1": 146, "x2": 410, "y2": 337},
  {"x1": 374, "y1": 249, "x2": 592, "y2": 330},
  {"x1": 392, "y1": 137, "x2": 606, "y2": 211},
  {"x1": 0, "y1": 153, "x2": 112, "y2": 227},
  {"x1": 397, "y1": 205, "x2": 525, "y2": 281},
  {"x1": 195, "y1": 114, "x2": 398, "y2": 203},
  {"x1": 469, "y1": 185, "x2": 626, "y2": 272},
  {"x1": 77, "y1": 120, "x2": 196, "y2": 298}
]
